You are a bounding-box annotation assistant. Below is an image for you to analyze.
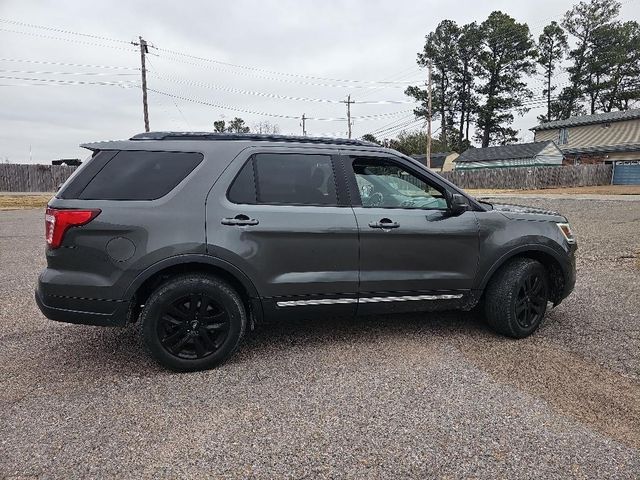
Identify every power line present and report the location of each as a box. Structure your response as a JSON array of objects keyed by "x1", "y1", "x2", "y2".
[
  {"x1": 0, "y1": 58, "x2": 139, "y2": 70},
  {"x1": 155, "y1": 47, "x2": 422, "y2": 85},
  {"x1": 0, "y1": 27, "x2": 137, "y2": 51},
  {"x1": 153, "y1": 52, "x2": 420, "y2": 89},
  {"x1": 0, "y1": 18, "x2": 130, "y2": 43},
  {"x1": 147, "y1": 87, "x2": 410, "y2": 122},
  {"x1": 147, "y1": 71, "x2": 417, "y2": 104},
  {"x1": 0, "y1": 75, "x2": 138, "y2": 87},
  {"x1": 0, "y1": 69, "x2": 138, "y2": 76},
  {"x1": 146, "y1": 56, "x2": 191, "y2": 130}
]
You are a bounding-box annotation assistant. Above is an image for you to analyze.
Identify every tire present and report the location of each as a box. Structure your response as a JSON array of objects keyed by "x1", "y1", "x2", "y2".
[
  {"x1": 484, "y1": 258, "x2": 549, "y2": 339},
  {"x1": 141, "y1": 274, "x2": 246, "y2": 371}
]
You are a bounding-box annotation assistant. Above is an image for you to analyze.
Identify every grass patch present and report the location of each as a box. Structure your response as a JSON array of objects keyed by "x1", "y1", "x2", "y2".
[{"x1": 0, "y1": 195, "x2": 51, "y2": 210}]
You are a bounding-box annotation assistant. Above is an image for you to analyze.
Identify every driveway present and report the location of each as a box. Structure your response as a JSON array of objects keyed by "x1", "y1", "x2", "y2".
[{"x1": 1, "y1": 198, "x2": 639, "y2": 478}]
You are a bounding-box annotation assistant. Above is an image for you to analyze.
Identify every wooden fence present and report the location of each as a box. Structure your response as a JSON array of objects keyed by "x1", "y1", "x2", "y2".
[
  {"x1": 0, "y1": 162, "x2": 613, "y2": 193},
  {"x1": 440, "y1": 164, "x2": 612, "y2": 190},
  {"x1": 0, "y1": 164, "x2": 77, "y2": 192}
]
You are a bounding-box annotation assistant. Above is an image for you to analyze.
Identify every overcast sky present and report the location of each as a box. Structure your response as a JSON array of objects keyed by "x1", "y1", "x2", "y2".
[{"x1": 1, "y1": 0, "x2": 639, "y2": 164}]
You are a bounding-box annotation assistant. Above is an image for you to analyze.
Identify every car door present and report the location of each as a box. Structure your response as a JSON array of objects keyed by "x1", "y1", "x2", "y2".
[
  {"x1": 340, "y1": 152, "x2": 480, "y2": 314},
  {"x1": 206, "y1": 145, "x2": 359, "y2": 318}
]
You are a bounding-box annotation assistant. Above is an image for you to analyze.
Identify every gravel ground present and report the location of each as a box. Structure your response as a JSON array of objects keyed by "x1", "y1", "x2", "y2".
[{"x1": 1, "y1": 198, "x2": 639, "y2": 479}]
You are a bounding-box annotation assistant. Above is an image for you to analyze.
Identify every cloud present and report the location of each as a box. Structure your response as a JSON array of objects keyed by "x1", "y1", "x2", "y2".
[{"x1": 1, "y1": 0, "x2": 638, "y2": 163}]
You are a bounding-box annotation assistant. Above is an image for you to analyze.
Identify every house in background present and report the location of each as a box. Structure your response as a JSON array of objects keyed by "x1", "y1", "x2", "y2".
[
  {"x1": 453, "y1": 141, "x2": 563, "y2": 170},
  {"x1": 411, "y1": 152, "x2": 459, "y2": 172},
  {"x1": 531, "y1": 109, "x2": 640, "y2": 165}
]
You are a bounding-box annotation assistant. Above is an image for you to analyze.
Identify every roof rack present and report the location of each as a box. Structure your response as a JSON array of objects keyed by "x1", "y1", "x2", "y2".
[{"x1": 129, "y1": 131, "x2": 376, "y2": 147}]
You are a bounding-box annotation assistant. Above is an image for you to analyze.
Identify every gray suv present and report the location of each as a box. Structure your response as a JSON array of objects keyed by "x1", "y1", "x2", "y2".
[{"x1": 36, "y1": 132, "x2": 576, "y2": 371}]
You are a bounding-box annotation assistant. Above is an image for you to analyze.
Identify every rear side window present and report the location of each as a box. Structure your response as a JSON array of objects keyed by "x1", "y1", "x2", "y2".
[
  {"x1": 254, "y1": 153, "x2": 337, "y2": 205},
  {"x1": 227, "y1": 160, "x2": 257, "y2": 204},
  {"x1": 78, "y1": 151, "x2": 202, "y2": 200}
]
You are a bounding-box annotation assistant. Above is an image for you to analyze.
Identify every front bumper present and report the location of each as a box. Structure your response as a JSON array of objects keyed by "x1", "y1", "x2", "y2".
[{"x1": 35, "y1": 287, "x2": 130, "y2": 327}]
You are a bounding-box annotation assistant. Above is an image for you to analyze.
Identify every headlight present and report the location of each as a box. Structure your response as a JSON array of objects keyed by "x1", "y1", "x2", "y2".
[{"x1": 557, "y1": 223, "x2": 576, "y2": 244}]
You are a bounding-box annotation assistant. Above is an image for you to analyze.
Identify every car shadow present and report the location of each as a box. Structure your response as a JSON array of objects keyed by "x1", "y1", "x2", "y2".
[{"x1": 31, "y1": 310, "x2": 487, "y2": 379}]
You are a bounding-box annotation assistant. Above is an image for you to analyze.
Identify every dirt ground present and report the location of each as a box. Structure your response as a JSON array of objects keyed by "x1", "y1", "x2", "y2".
[
  {"x1": 466, "y1": 184, "x2": 640, "y2": 196},
  {"x1": 1, "y1": 197, "x2": 639, "y2": 478}
]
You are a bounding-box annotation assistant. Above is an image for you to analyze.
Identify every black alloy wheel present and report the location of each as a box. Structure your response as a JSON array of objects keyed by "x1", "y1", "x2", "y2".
[
  {"x1": 141, "y1": 274, "x2": 246, "y2": 371},
  {"x1": 514, "y1": 273, "x2": 547, "y2": 329},
  {"x1": 158, "y1": 293, "x2": 230, "y2": 360},
  {"x1": 484, "y1": 258, "x2": 550, "y2": 339}
]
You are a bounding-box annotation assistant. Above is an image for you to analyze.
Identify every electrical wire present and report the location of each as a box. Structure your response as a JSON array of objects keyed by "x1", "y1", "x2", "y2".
[
  {"x1": 147, "y1": 71, "x2": 418, "y2": 105},
  {"x1": 147, "y1": 87, "x2": 411, "y2": 121},
  {"x1": 0, "y1": 18, "x2": 130, "y2": 44},
  {"x1": 0, "y1": 58, "x2": 139, "y2": 70},
  {"x1": 0, "y1": 75, "x2": 138, "y2": 87},
  {"x1": 0, "y1": 27, "x2": 137, "y2": 51}
]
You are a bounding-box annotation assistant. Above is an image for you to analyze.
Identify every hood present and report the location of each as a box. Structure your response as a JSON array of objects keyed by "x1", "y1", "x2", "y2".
[{"x1": 490, "y1": 203, "x2": 567, "y2": 222}]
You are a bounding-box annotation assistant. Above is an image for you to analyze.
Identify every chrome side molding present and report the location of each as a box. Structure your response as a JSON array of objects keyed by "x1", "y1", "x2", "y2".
[{"x1": 276, "y1": 293, "x2": 463, "y2": 307}]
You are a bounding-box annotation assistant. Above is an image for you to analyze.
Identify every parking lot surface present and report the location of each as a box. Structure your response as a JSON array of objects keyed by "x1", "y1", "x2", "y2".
[{"x1": 1, "y1": 198, "x2": 639, "y2": 478}]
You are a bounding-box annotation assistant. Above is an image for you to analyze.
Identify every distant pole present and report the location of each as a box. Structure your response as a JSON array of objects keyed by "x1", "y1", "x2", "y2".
[
  {"x1": 132, "y1": 36, "x2": 150, "y2": 132},
  {"x1": 426, "y1": 61, "x2": 432, "y2": 169},
  {"x1": 341, "y1": 95, "x2": 355, "y2": 138},
  {"x1": 301, "y1": 113, "x2": 307, "y2": 136}
]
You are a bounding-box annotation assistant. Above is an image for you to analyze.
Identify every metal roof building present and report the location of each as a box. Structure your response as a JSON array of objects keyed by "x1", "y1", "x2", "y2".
[{"x1": 454, "y1": 141, "x2": 564, "y2": 170}]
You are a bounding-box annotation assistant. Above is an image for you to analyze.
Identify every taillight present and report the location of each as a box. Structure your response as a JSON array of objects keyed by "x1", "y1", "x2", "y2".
[{"x1": 45, "y1": 207, "x2": 101, "y2": 249}]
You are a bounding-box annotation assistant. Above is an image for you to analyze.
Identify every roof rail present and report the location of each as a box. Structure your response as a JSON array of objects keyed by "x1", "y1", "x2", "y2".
[{"x1": 129, "y1": 131, "x2": 376, "y2": 147}]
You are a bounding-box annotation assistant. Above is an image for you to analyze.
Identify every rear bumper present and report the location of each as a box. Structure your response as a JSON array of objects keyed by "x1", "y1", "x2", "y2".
[{"x1": 35, "y1": 287, "x2": 129, "y2": 327}]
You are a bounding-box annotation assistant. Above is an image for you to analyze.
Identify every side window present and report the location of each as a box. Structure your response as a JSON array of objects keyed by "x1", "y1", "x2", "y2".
[
  {"x1": 351, "y1": 157, "x2": 447, "y2": 210},
  {"x1": 78, "y1": 150, "x2": 203, "y2": 200},
  {"x1": 253, "y1": 153, "x2": 337, "y2": 205},
  {"x1": 227, "y1": 159, "x2": 257, "y2": 204}
]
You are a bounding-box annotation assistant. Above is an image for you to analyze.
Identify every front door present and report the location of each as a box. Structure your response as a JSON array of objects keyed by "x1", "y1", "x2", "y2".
[
  {"x1": 206, "y1": 146, "x2": 359, "y2": 318},
  {"x1": 342, "y1": 153, "x2": 480, "y2": 313}
]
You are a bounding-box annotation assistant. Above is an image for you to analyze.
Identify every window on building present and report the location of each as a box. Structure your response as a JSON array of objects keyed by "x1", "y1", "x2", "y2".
[{"x1": 558, "y1": 128, "x2": 569, "y2": 145}]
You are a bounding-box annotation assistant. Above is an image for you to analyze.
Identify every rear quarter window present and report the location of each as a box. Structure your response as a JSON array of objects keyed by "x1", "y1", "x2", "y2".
[{"x1": 77, "y1": 150, "x2": 203, "y2": 200}]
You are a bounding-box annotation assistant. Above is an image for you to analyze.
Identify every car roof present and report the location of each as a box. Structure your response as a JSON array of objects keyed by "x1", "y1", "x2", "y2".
[{"x1": 81, "y1": 131, "x2": 380, "y2": 152}]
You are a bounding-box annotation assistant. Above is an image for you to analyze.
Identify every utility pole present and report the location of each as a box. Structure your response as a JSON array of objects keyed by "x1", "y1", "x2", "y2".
[
  {"x1": 426, "y1": 61, "x2": 432, "y2": 169},
  {"x1": 341, "y1": 95, "x2": 355, "y2": 138},
  {"x1": 132, "y1": 36, "x2": 150, "y2": 132},
  {"x1": 301, "y1": 113, "x2": 307, "y2": 136}
]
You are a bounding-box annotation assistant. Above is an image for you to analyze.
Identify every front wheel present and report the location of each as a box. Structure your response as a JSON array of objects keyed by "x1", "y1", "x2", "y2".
[
  {"x1": 484, "y1": 258, "x2": 549, "y2": 338},
  {"x1": 141, "y1": 274, "x2": 247, "y2": 371}
]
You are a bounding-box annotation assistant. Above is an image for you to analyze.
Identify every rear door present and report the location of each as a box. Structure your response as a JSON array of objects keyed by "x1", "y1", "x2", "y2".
[
  {"x1": 341, "y1": 152, "x2": 480, "y2": 313},
  {"x1": 206, "y1": 146, "x2": 359, "y2": 317}
]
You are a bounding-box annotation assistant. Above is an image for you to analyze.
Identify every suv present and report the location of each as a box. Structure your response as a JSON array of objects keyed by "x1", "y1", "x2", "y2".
[{"x1": 36, "y1": 132, "x2": 576, "y2": 371}]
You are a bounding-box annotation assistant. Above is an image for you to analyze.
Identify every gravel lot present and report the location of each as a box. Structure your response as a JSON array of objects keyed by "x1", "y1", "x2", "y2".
[{"x1": 1, "y1": 198, "x2": 639, "y2": 479}]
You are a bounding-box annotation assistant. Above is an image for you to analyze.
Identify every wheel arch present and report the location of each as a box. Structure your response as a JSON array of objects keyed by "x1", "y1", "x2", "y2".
[
  {"x1": 479, "y1": 245, "x2": 567, "y2": 305},
  {"x1": 124, "y1": 254, "x2": 262, "y2": 324}
]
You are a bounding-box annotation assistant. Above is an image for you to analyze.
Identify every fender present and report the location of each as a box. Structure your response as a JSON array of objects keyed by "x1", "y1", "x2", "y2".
[
  {"x1": 477, "y1": 242, "x2": 569, "y2": 291},
  {"x1": 123, "y1": 253, "x2": 260, "y2": 300}
]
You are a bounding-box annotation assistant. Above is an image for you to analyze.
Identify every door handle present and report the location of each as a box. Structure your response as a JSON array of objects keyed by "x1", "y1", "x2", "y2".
[
  {"x1": 368, "y1": 218, "x2": 400, "y2": 229},
  {"x1": 221, "y1": 214, "x2": 259, "y2": 226}
]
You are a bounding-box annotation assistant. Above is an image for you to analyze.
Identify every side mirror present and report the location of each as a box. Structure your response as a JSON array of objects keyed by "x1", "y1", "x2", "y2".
[{"x1": 448, "y1": 192, "x2": 469, "y2": 215}]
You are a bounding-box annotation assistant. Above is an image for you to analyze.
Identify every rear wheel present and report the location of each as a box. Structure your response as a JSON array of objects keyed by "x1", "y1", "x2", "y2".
[
  {"x1": 141, "y1": 274, "x2": 246, "y2": 371},
  {"x1": 484, "y1": 258, "x2": 549, "y2": 338}
]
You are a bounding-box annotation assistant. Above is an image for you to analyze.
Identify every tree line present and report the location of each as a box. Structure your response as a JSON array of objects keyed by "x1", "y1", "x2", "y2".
[
  {"x1": 386, "y1": 0, "x2": 639, "y2": 154},
  {"x1": 213, "y1": 118, "x2": 280, "y2": 134}
]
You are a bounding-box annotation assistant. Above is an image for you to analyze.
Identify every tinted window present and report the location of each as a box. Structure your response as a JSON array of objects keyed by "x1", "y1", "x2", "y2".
[
  {"x1": 254, "y1": 153, "x2": 337, "y2": 205},
  {"x1": 352, "y1": 158, "x2": 447, "y2": 210},
  {"x1": 227, "y1": 160, "x2": 257, "y2": 204},
  {"x1": 78, "y1": 150, "x2": 203, "y2": 200}
]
